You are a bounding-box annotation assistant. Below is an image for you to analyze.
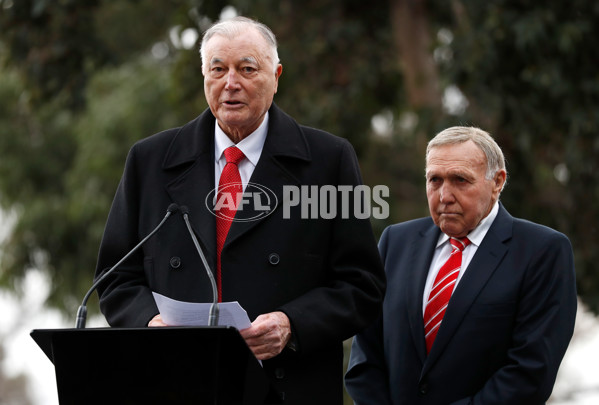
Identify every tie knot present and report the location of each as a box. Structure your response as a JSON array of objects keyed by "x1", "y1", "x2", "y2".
[
  {"x1": 449, "y1": 237, "x2": 470, "y2": 252},
  {"x1": 224, "y1": 146, "x2": 245, "y2": 165}
]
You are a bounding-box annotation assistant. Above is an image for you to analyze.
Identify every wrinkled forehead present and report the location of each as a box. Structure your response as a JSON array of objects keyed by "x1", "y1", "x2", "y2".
[
  {"x1": 208, "y1": 55, "x2": 259, "y2": 67},
  {"x1": 425, "y1": 142, "x2": 487, "y2": 172},
  {"x1": 205, "y1": 28, "x2": 270, "y2": 56}
]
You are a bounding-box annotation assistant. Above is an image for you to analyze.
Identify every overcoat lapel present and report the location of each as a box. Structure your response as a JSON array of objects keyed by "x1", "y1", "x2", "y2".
[
  {"x1": 225, "y1": 104, "x2": 311, "y2": 247},
  {"x1": 163, "y1": 109, "x2": 218, "y2": 268},
  {"x1": 162, "y1": 104, "x2": 311, "y2": 266},
  {"x1": 422, "y1": 204, "x2": 513, "y2": 375}
]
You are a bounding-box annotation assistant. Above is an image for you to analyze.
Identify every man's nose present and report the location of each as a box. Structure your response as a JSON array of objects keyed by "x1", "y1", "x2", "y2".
[
  {"x1": 439, "y1": 183, "x2": 455, "y2": 203},
  {"x1": 225, "y1": 70, "x2": 241, "y2": 90}
]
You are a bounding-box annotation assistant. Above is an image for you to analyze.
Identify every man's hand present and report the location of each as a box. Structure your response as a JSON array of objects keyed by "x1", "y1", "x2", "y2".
[
  {"x1": 240, "y1": 311, "x2": 292, "y2": 360},
  {"x1": 148, "y1": 314, "x2": 168, "y2": 327}
]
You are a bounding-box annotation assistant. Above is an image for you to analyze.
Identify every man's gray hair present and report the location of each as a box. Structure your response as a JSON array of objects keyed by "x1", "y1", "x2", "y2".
[
  {"x1": 200, "y1": 16, "x2": 280, "y2": 74},
  {"x1": 426, "y1": 126, "x2": 507, "y2": 184}
]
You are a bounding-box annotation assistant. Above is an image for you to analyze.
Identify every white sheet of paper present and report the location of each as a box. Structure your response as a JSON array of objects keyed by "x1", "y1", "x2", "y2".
[{"x1": 152, "y1": 292, "x2": 252, "y2": 330}]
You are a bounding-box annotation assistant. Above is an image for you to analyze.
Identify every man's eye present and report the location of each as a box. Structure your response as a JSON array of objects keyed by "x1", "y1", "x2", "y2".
[
  {"x1": 242, "y1": 66, "x2": 256, "y2": 73},
  {"x1": 210, "y1": 66, "x2": 225, "y2": 74}
]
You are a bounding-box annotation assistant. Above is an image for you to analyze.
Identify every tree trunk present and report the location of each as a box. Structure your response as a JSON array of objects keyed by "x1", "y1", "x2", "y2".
[{"x1": 390, "y1": 0, "x2": 441, "y2": 110}]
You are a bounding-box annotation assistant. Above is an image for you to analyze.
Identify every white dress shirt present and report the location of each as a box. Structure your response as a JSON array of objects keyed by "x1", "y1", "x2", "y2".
[
  {"x1": 213, "y1": 112, "x2": 269, "y2": 192},
  {"x1": 422, "y1": 201, "x2": 500, "y2": 313}
]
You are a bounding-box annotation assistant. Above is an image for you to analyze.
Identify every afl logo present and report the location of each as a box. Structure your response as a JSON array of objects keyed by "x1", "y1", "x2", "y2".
[{"x1": 205, "y1": 182, "x2": 278, "y2": 222}]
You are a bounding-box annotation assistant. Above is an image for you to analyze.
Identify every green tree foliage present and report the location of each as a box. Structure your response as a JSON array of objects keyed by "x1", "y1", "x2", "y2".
[
  {"x1": 0, "y1": 0, "x2": 106, "y2": 110},
  {"x1": 439, "y1": 0, "x2": 599, "y2": 311},
  {"x1": 0, "y1": 0, "x2": 598, "y2": 318}
]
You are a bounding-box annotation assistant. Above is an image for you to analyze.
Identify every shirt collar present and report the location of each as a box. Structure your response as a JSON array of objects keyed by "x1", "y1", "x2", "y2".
[
  {"x1": 214, "y1": 111, "x2": 269, "y2": 167},
  {"x1": 436, "y1": 200, "x2": 500, "y2": 248}
]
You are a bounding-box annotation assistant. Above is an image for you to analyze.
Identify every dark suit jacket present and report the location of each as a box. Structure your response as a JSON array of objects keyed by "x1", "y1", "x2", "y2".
[
  {"x1": 345, "y1": 204, "x2": 577, "y2": 405},
  {"x1": 95, "y1": 103, "x2": 385, "y2": 405}
]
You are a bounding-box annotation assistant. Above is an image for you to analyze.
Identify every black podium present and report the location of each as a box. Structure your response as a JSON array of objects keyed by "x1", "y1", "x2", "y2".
[{"x1": 31, "y1": 326, "x2": 281, "y2": 405}]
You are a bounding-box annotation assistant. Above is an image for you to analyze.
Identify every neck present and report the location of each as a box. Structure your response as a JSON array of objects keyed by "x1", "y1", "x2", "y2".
[
  {"x1": 218, "y1": 117, "x2": 265, "y2": 144},
  {"x1": 224, "y1": 129, "x2": 248, "y2": 144}
]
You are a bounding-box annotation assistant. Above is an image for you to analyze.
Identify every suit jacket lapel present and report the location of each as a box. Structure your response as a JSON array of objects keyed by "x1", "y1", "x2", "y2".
[
  {"x1": 407, "y1": 221, "x2": 441, "y2": 365},
  {"x1": 423, "y1": 204, "x2": 513, "y2": 374},
  {"x1": 164, "y1": 109, "x2": 218, "y2": 268}
]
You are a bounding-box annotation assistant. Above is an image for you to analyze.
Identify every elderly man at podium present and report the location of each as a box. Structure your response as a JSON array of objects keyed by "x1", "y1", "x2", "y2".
[{"x1": 94, "y1": 16, "x2": 385, "y2": 405}]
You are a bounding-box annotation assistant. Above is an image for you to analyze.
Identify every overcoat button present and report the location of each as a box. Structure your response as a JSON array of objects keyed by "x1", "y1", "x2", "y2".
[
  {"x1": 268, "y1": 253, "x2": 280, "y2": 266},
  {"x1": 418, "y1": 382, "x2": 428, "y2": 395},
  {"x1": 169, "y1": 256, "x2": 181, "y2": 269},
  {"x1": 274, "y1": 367, "x2": 285, "y2": 379}
]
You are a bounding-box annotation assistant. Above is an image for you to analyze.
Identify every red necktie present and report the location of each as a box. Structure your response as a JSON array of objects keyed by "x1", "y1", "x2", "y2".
[
  {"x1": 423, "y1": 237, "x2": 471, "y2": 353},
  {"x1": 215, "y1": 146, "x2": 245, "y2": 302}
]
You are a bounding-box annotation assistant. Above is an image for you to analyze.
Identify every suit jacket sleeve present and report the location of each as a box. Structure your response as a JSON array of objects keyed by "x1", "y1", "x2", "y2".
[
  {"x1": 277, "y1": 140, "x2": 386, "y2": 354},
  {"x1": 452, "y1": 228, "x2": 577, "y2": 404},
  {"x1": 344, "y1": 225, "x2": 393, "y2": 405}
]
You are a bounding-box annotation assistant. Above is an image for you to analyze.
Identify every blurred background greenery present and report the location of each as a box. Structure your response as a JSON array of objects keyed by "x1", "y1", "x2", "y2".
[{"x1": 0, "y1": 0, "x2": 597, "y2": 403}]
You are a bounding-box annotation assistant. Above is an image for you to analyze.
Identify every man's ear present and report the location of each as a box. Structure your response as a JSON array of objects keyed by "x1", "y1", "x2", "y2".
[
  {"x1": 273, "y1": 64, "x2": 283, "y2": 93},
  {"x1": 493, "y1": 170, "x2": 507, "y2": 195}
]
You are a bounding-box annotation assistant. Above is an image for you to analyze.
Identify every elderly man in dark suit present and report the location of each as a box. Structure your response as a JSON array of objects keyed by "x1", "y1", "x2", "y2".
[
  {"x1": 345, "y1": 126, "x2": 577, "y2": 404},
  {"x1": 95, "y1": 16, "x2": 385, "y2": 405}
]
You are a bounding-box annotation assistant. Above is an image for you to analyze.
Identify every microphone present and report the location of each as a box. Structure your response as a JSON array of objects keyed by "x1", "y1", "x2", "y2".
[
  {"x1": 75, "y1": 203, "x2": 180, "y2": 328},
  {"x1": 179, "y1": 206, "x2": 219, "y2": 327}
]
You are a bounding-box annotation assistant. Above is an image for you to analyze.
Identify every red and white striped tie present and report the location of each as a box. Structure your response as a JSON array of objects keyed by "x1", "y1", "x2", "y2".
[{"x1": 423, "y1": 237, "x2": 470, "y2": 353}]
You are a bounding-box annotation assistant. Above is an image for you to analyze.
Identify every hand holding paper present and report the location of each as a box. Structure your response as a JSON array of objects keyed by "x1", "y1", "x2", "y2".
[
  {"x1": 239, "y1": 311, "x2": 292, "y2": 360},
  {"x1": 152, "y1": 292, "x2": 251, "y2": 330}
]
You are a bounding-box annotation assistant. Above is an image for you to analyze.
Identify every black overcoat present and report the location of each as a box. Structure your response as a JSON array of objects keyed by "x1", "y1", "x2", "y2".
[{"x1": 95, "y1": 103, "x2": 385, "y2": 404}]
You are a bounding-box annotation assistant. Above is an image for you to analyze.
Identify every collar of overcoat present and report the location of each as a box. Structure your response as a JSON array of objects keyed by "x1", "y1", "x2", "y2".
[{"x1": 162, "y1": 103, "x2": 312, "y2": 269}]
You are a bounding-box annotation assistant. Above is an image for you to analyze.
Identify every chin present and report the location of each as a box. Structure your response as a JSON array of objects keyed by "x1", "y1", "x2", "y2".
[{"x1": 439, "y1": 223, "x2": 465, "y2": 238}]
